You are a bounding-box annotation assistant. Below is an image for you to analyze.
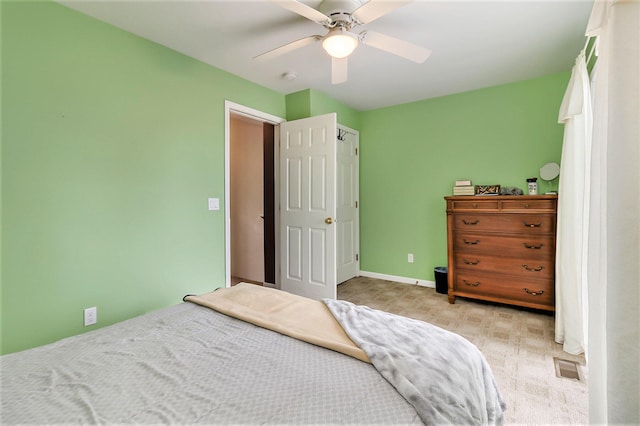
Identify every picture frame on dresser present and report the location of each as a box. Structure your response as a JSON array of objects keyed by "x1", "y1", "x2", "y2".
[{"x1": 444, "y1": 195, "x2": 558, "y2": 311}]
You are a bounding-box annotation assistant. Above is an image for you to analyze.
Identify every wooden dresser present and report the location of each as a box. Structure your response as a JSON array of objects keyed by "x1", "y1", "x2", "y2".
[{"x1": 445, "y1": 195, "x2": 557, "y2": 311}]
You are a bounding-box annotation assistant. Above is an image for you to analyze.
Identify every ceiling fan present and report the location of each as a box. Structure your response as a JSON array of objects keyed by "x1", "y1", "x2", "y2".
[{"x1": 254, "y1": 0, "x2": 431, "y2": 84}]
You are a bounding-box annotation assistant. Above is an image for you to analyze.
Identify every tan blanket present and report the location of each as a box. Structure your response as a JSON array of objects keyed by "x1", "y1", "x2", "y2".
[{"x1": 184, "y1": 283, "x2": 370, "y2": 363}]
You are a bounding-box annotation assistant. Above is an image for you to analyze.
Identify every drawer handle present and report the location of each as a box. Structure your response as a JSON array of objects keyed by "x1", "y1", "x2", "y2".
[
  {"x1": 463, "y1": 239, "x2": 480, "y2": 245},
  {"x1": 463, "y1": 280, "x2": 481, "y2": 287},
  {"x1": 522, "y1": 264, "x2": 544, "y2": 272},
  {"x1": 463, "y1": 259, "x2": 480, "y2": 265},
  {"x1": 523, "y1": 221, "x2": 542, "y2": 228},
  {"x1": 524, "y1": 204, "x2": 530, "y2": 208},
  {"x1": 523, "y1": 288, "x2": 544, "y2": 296},
  {"x1": 462, "y1": 219, "x2": 480, "y2": 225},
  {"x1": 523, "y1": 242, "x2": 544, "y2": 249},
  {"x1": 473, "y1": 203, "x2": 478, "y2": 208}
]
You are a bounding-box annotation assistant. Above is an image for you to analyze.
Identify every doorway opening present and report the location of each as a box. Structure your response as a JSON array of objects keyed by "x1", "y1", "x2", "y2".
[
  {"x1": 225, "y1": 101, "x2": 285, "y2": 288},
  {"x1": 228, "y1": 115, "x2": 274, "y2": 286}
]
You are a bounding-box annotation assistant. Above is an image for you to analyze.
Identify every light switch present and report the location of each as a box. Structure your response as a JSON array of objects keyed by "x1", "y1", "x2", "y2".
[{"x1": 208, "y1": 198, "x2": 220, "y2": 211}]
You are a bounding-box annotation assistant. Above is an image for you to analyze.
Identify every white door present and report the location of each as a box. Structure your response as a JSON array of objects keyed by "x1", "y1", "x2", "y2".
[
  {"x1": 337, "y1": 126, "x2": 359, "y2": 284},
  {"x1": 280, "y1": 113, "x2": 337, "y2": 300}
]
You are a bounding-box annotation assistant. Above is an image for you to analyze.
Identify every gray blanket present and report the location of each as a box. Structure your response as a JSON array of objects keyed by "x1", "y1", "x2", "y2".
[
  {"x1": 1, "y1": 302, "x2": 422, "y2": 425},
  {"x1": 323, "y1": 299, "x2": 506, "y2": 425}
]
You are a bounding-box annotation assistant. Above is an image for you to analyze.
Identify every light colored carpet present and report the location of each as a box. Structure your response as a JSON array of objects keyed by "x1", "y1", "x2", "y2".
[{"x1": 337, "y1": 276, "x2": 588, "y2": 425}]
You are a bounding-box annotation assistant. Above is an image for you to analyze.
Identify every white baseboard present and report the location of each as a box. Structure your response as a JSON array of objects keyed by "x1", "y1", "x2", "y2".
[{"x1": 358, "y1": 270, "x2": 435, "y2": 289}]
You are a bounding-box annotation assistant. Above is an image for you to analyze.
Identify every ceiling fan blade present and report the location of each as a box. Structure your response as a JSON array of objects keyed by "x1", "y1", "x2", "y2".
[
  {"x1": 360, "y1": 30, "x2": 431, "y2": 63},
  {"x1": 332, "y1": 57, "x2": 348, "y2": 85},
  {"x1": 352, "y1": 0, "x2": 414, "y2": 25},
  {"x1": 254, "y1": 35, "x2": 322, "y2": 61},
  {"x1": 270, "y1": 0, "x2": 332, "y2": 25}
]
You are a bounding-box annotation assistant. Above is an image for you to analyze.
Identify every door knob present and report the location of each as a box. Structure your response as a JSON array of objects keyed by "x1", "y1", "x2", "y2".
[{"x1": 325, "y1": 217, "x2": 334, "y2": 224}]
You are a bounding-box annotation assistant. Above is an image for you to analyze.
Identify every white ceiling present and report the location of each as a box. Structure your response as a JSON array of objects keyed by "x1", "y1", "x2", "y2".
[{"x1": 59, "y1": 0, "x2": 594, "y2": 111}]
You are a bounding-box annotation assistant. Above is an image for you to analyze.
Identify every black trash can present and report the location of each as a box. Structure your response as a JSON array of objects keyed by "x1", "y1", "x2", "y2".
[{"x1": 434, "y1": 266, "x2": 448, "y2": 294}]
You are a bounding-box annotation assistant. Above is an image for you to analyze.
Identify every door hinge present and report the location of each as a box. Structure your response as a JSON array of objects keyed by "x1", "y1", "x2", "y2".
[
  {"x1": 356, "y1": 254, "x2": 359, "y2": 261},
  {"x1": 355, "y1": 147, "x2": 358, "y2": 155},
  {"x1": 355, "y1": 201, "x2": 358, "y2": 208}
]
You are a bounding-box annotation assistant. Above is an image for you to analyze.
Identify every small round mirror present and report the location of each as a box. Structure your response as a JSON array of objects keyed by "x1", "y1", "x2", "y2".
[{"x1": 540, "y1": 162, "x2": 560, "y2": 181}]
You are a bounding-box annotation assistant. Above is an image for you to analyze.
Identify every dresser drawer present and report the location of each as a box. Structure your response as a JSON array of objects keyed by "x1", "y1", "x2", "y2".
[
  {"x1": 454, "y1": 252, "x2": 554, "y2": 280},
  {"x1": 451, "y1": 213, "x2": 556, "y2": 234},
  {"x1": 453, "y1": 233, "x2": 555, "y2": 259},
  {"x1": 501, "y1": 199, "x2": 556, "y2": 211},
  {"x1": 454, "y1": 271, "x2": 554, "y2": 307},
  {"x1": 450, "y1": 199, "x2": 499, "y2": 211}
]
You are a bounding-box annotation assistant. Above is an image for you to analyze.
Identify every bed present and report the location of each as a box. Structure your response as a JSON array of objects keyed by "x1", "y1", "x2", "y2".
[{"x1": 1, "y1": 283, "x2": 505, "y2": 425}]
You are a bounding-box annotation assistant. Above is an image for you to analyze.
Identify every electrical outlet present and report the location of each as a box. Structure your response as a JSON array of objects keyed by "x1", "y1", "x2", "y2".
[
  {"x1": 408, "y1": 253, "x2": 414, "y2": 263},
  {"x1": 84, "y1": 307, "x2": 97, "y2": 326}
]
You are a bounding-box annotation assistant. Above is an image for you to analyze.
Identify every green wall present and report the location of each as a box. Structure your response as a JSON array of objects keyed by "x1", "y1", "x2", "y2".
[
  {"x1": 285, "y1": 90, "x2": 312, "y2": 121},
  {"x1": 1, "y1": 1, "x2": 286, "y2": 354},
  {"x1": 308, "y1": 90, "x2": 361, "y2": 130},
  {"x1": 358, "y1": 73, "x2": 569, "y2": 281},
  {"x1": 0, "y1": 0, "x2": 4, "y2": 345},
  {"x1": 286, "y1": 89, "x2": 361, "y2": 130}
]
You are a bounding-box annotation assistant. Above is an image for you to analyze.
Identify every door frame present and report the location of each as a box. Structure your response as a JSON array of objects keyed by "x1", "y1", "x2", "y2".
[
  {"x1": 336, "y1": 124, "x2": 360, "y2": 284},
  {"x1": 224, "y1": 101, "x2": 285, "y2": 288}
]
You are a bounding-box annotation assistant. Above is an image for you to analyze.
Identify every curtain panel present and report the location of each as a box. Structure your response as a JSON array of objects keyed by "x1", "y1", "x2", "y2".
[{"x1": 555, "y1": 52, "x2": 592, "y2": 356}]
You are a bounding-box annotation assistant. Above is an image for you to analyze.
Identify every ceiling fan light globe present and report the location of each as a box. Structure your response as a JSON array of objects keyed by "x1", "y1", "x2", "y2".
[{"x1": 322, "y1": 31, "x2": 358, "y2": 59}]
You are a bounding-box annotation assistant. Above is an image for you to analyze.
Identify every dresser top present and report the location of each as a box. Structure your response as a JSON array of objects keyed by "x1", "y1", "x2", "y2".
[{"x1": 444, "y1": 194, "x2": 558, "y2": 201}]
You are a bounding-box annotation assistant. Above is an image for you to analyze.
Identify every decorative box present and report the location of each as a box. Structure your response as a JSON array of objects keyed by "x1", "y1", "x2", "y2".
[{"x1": 474, "y1": 185, "x2": 501, "y2": 195}]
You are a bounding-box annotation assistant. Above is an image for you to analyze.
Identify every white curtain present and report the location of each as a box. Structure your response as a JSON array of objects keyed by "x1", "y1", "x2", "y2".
[
  {"x1": 575, "y1": 0, "x2": 639, "y2": 423},
  {"x1": 555, "y1": 51, "x2": 592, "y2": 355}
]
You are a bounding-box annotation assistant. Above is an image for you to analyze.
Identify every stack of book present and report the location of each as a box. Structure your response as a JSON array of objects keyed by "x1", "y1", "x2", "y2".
[{"x1": 453, "y1": 180, "x2": 475, "y2": 195}]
